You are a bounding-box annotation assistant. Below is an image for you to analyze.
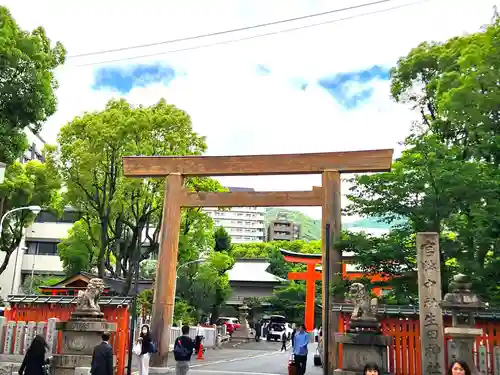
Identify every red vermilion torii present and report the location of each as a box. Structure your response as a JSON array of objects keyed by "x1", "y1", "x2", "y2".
[{"x1": 280, "y1": 249, "x2": 322, "y2": 332}]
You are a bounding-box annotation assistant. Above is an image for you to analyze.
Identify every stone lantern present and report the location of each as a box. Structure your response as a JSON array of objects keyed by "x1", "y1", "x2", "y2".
[
  {"x1": 440, "y1": 273, "x2": 486, "y2": 374},
  {"x1": 231, "y1": 304, "x2": 252, "y2": 343}
]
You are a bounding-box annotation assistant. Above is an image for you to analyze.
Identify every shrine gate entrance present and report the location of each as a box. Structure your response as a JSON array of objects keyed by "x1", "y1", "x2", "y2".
[{"x1": 123, "y1": 149, "x2": 393, "y2": 370}]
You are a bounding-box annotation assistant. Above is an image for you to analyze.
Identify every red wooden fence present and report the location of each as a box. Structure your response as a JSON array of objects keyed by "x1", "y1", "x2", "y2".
[
  {"x1": 6, "y1": 304, "x2": 129, "y2": 375},
  {"x1": 339, "y1": 313, "x2": 500, "y2": 375}
]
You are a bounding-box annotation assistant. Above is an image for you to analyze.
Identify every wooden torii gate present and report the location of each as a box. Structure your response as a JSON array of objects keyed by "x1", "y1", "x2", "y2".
[{"x1": 123, "y1": 149, "x2": 393, "y2": 370}]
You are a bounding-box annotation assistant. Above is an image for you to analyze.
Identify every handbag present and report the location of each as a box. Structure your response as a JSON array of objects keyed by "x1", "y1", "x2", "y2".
[{"x1": 133, "y1": 342, "x2": 142, "y2": 356}]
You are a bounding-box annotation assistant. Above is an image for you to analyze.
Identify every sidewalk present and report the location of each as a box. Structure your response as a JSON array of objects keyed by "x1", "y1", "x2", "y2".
[{"x1": 131, "y1": 346, "x2": 254, "y2": 371}]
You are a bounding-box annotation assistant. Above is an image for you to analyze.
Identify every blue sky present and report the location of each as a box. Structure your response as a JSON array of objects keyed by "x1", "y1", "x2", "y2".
[
  {"x1": 91, "y1": 62, "x2": 391, "y2": 110},
  {"x1": 4, "y1": 0, "x2": 493, "y2": 219}
]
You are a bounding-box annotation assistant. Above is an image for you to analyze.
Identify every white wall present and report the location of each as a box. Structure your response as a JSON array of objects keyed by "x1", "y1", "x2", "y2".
[
  {"x1": 25, "y1": 222, "x2": 73, "y2": 241},
  {"x1": 0, "y1": 232, "x2": 27, "y2": 299}
]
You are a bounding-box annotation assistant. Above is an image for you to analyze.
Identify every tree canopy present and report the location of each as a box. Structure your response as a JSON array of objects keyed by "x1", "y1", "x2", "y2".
[
  {"x1": 0, "y1": 6, "x2": 66, "y2": 163},
  {"x1": 0, "y1": 148, "x2": 61, "y2": 276},
  {"x1": 56, "y1": 98, "x2": 226, "y2": 300},
  {"x1": 340, "y1": 20, "x2": 500, "y2": 304}
]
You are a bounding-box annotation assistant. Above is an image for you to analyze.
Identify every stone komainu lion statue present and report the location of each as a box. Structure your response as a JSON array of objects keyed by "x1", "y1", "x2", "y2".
[
  {"x1": 76, "y1": 278, "x2": 105, "y2": 311},
  {"x1": 349, "y1": 282, "x2": 378, "y2": 319}
]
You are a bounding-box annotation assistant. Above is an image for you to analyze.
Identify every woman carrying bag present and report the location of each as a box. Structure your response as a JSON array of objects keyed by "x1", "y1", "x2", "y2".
[
  {"x1": 133, "y1": 324, "x2": 157, "y2": 375},
  {"x1": 19, "y1": 335, "x2": 50, "y2": 375}
]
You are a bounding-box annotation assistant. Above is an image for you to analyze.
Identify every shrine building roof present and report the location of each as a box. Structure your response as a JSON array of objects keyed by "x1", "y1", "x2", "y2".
[{"x1": 228, "y1": 258, "x2": 287, "y2": 283}]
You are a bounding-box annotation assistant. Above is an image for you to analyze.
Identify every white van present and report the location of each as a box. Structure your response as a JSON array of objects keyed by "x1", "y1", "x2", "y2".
[{"x1": 266, "y1": 315, "x2": 293, "y2": 341}]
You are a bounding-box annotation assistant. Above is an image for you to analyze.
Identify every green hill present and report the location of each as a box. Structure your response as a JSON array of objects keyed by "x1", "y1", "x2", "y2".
[
  {"x1": 264, "y1": 208, "x2": 321, "y2": 241},
  {"x1": 264, "y1": 209, "x2": 405, "y2": 241}
]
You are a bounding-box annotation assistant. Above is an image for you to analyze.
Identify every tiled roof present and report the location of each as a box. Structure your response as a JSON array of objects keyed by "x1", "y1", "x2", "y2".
[{"x1": 228, "y1": 259, "x2": 287, "y2": 283}]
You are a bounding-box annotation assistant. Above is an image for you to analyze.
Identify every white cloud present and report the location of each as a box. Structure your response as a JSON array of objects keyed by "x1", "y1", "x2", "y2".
[{"x1": 3, "y1": 0, "x2": 496, "y2": 220}]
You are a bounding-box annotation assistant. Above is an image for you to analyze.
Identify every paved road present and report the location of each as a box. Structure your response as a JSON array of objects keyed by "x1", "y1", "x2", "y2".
[{"x1": 189, "y1": 342, "x2": 321, "y2": 375}]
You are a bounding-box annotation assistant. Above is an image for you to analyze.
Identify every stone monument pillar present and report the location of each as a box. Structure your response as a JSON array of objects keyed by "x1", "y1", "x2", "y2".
[
  {"x1": 51, "y1": 278, "x2": 117, "y2": 375},
  {"x1": 334, "y1": 283, "x2": 392, "y2": 375},
  {"x1": 416, "y1": 232, "x2": 446, "y2": 375},
  {"x1": 440, "y1": 273, "x2": 486, "y2": 375},
  {"x1": 230, "y1": 304, "x2": 252, "y2": 343}
]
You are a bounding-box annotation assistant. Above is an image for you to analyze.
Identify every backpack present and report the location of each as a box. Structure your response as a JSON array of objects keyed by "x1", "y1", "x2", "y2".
[
  {"x1": 174, "y1": 338, "x2": 190, "y2": 357},
  {"x1": 150, "y1": 341, "x2": 158, "y2": 353}
]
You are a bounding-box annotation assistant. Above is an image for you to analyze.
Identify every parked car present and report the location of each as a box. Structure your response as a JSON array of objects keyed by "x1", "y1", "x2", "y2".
[
  {"x1": 266, "y1": 315, "x2": 293, "y2": 341},
  {"x1": 217, "y1": 317, "x2": 241, "y2": 332}
]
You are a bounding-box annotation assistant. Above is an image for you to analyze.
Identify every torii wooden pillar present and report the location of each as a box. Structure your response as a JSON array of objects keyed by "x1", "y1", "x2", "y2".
[{"x1": 123, "y1": 149, "x2": 393, "y2": 369}]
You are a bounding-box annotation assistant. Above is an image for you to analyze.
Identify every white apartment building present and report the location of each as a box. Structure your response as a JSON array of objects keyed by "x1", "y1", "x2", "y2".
[
  {"x1": 203, "y1": 187, "x2": 265, "y2": 244},
  {"x1": 0, "y1": 131, "x2": 67, "y2": 298},
  {"x1": 0, "y1": 210, "x2": 73, "y2": 299}
]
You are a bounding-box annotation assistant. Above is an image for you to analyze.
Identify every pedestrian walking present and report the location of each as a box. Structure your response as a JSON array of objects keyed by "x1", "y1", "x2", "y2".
[
  {"x1": 194, "y1": 323, "x2": 205, "y2": 354},
  {"x1": 174, "y1": 325, "x2": 195, "y2": 375},
  {"x1": 281, "y1": 331, "x2": 288, "y2": 351},
  {"x1": 291, "y1": 327, "x2": 297, "y2": 349},
  {"x1": 19, "y1": 334, "x2": 50, "y2": 375},
  {"x1": 90, "y1": 333, "x2": 113, "y2": 375},
  {"x1": 254, "y1": 321, "x2": 262, "y2": 342},
  {"x1": 292, "y1": 324, "x2": 309, "y2": 375},
  {"x1": 133, "y1": 324, "x2": 156, "y2": 375},
  {"x1": 313, "y1": 327, "x2": 319, "y2": 343}
]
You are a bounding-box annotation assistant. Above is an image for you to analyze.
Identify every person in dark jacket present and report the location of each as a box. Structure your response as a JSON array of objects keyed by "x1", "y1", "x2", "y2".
[
  {"x1": 90, "y1": 333, "x2": 113, "y2": 375},
  {"x1": 280, "y1": 331, "x2": 288, "y2": 352},
  {"x1": 174, "y1": 325, "x2": 195, "y2": 375},
  {"x1": 254, "y1": 321, "x2": 262, "y2": 341},
  {"x1": 19, "y1": 335, "x2": 49, "y2": 375},
  {"x1": 137, "y1": 324, "x2": 153, "y2": 375}
]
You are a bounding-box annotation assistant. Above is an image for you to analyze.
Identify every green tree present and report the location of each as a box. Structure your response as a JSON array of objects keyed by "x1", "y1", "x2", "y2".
[
  {"x1": 342, "y1": 20, "x2": 500, "y2": 303},
  {"x1": 21, "y1": 275, "x2": 64, "y2": 294},
  {"x1": 58, "y1": 218, "x2": 99, "y2": 275},
  {"x1": 209, "y1": 226, "x2": 234, "y2": 324},
  {"x1": 0, "y1": 6, "x2": 66, "y2": 163},
  {"x1": 56, "y1": 99, "x2": 223, "y2": 295},
  {"x1": 267, "y1": 282, "x2": 306, "y2": 323},
  {"x1": 233, "y1": 240, "x2": 321, "y2": 278},
  {"x1": 0, "y1": 150, "x2": 61, "y2": 275}
]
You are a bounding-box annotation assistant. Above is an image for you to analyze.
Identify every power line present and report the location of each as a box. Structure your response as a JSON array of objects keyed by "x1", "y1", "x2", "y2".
[
  {"x1": 68, "y1": 0, "x2": 396, "y2": 59},
  {"x1": 73, "y1": 0, "x2": 431, "y2": 68}
]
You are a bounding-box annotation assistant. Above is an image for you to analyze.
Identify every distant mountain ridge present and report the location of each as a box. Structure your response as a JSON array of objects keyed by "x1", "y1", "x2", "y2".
[{"x1": 264, "y1": 209, "x2": 403, "y2": 241}]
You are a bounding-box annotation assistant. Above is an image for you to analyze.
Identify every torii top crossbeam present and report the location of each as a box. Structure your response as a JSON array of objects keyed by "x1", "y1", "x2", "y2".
[{"x1": 123, "y1": 149, "x2": 393, "y2": 177}]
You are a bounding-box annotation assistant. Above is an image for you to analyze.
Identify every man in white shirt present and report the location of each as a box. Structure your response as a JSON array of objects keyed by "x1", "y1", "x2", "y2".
[{"x1": 313, "y1": 327, "x2": 319, "y2": 343}]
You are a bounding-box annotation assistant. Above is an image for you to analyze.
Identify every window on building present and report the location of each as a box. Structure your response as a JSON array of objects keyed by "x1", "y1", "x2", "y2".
[
  {"x1": 35, "y1": 210, "x2": 81, "y2": 223},
  {"x1": 25, "y1": 241, "x2": 59, "y2": 256}
]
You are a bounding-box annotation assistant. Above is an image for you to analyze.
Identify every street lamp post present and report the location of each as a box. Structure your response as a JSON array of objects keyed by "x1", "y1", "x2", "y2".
[
  {"x1": 0, "y1": 205, "x2": 42, "y2": 295},
  {"x1": 173, "y1": 258, "x2": 207, "y2": 310},
  {"x1": 126, "y1": 255, "x2": 142, "y2": 375}
]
